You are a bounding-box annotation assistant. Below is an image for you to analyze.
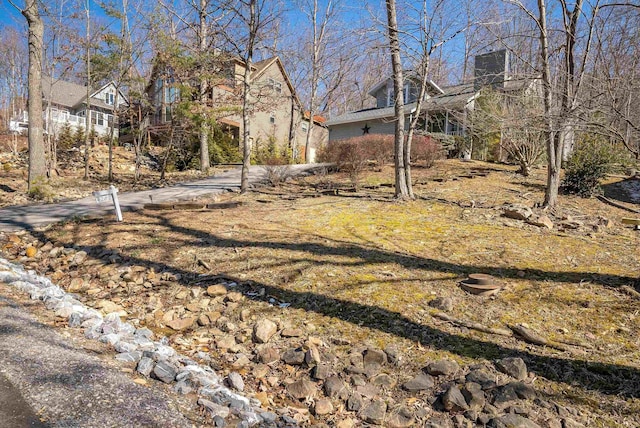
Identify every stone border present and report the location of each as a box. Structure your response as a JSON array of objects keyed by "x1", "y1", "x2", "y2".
[{"x1": 0, "y1": 257, "x2": 279, "y2": 427}]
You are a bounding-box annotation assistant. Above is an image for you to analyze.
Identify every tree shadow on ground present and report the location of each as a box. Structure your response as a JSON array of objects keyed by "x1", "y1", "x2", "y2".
[{"x1": 19, "y1": 213, "x2": 640, "y2": 401}]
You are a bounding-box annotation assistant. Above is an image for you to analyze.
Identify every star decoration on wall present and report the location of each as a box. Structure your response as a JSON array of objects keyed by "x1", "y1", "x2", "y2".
[{"x1": 362, "y1": 123, "x2": 371, "y2": 134}]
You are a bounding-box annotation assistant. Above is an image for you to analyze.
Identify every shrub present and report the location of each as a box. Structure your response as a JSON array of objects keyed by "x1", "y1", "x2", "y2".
[
  {"x1": 209, "y1": 127, "x2": 241, "y2": 164},
  {"x1": 318, "y1": 137, "x2": 369, "y2": 190},
  {"x1": 411, "y1": 135, "x2": 445, "y2": 167},
  {"x1": 562, "y1": 135, "x2": 621, "y2": 197}
]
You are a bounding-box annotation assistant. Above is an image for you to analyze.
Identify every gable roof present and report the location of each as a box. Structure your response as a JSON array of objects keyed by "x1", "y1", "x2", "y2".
[
  {"x1": 367, "y1": 74, "x2": 445, "y2": 97},
  {"x1": 42, "y1": 76, "x2": 128, "y2": 110}
]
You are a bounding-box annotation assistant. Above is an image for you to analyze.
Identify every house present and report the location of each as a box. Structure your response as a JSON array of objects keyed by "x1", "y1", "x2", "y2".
[
  {"x1": 146, "y1": 55, "x2": 328, "y2": 162},
  {"x1": 325, "y1": 50, "x2": 535, "y2": 145},
  {"x1": 10, "y1": 76, "x2": 128, "y2": 138}
]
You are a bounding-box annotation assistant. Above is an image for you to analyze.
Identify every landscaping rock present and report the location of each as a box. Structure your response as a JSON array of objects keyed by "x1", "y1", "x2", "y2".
[
  {"x1": 503, "y1": 204, "x2": 533, "y2": 220},
  {"x1": 324, "y1": 376, "x2": 349, "y2": 400},
  {"x1": 312, "y1": 363, "x2": 331, "y2": 380},
  {"x1": 363, "y1": 348, "x2": 387, "y2": 370},
  {"x1": 429, "y1": 296, "x2": 454, "y2": 312},
  {"x1": 166, "y1": 316, "x2": 196, "y2": 331},
  {"x1": 496, "y1": 357, "x2": 528, "y2": 380},
  {"x1": 282, "y1": 347, "x2": 306, "y2": 365},
  {"x1": 227, "y1": 372, "x2": 245, "y2": 392},
  {"x1": 386, "y1": 406, "x2": 414, "y2": 428},
  {"x1": 314, "y1": 398, "x2": 334, "y2": 416},
  {"x1": 257, "y1": 346, "x2": 280, "y2": 364},
  {"x1": 490, "y1": 414, "x2": 541, "y2": 428},
  {"x1": 360, "y1": 398, "x2": 387, "y2": 425},
  {"x1": 426, "y1": 360, "x2": 459, "y2": 376},
  {"x1": 443, "y1": 385, "x2": 469, "y2": 412},
  {"x1": 287, "y1": 379, "x2": 317, "y2": 400},
  {"x1": 253, "y1": 319, "x2": 278, "y2": 343},
  {"x1": 347, "y1": 392, "x2": 364, "y2": 412},
  {"x1": 403, "y1": 373, "x2": 434, "y2": 391},
  {"x1": 462, "y1": 382, "x2": 485, "y2": 411},
  {"x1": 207, "y1": 284, "x2": 228, "y2": 297},
  {"x1": 466, "y1": 369, "x2": 497, "y2": 389},
  {"x1": 153, "y1": 361, "x2": 178, "y2": 383}
]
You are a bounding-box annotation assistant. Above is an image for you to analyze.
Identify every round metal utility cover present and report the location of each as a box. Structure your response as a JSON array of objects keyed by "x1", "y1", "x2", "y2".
[{"x1": 467, "y1": 273, "x2": 496, "y2": 285}]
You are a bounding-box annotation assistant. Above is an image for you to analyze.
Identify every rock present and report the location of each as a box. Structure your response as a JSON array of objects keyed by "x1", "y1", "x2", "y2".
[
  {"x1": 231, "y1": 354, "x2": 251, "y2": 369},
  {"x1": 153, "y1": 361, "x2": 178, "y2": 383},
  {"x1": 166, "y1": 317, "x2": 196, "y2": 331},
  {"x1": 257, "y1": 346, "x2": 280, "y2": 364},
  {"x1": 462, "y1": 382, "x2": 485, "y2": 411},
  {"x1": 562, "y1": 418, "x2": 584, "y2": 428},
  {"x1": 207, "y1": 284, "x2": 228, "y2": 296},
  {"x1": 527, "y1": 214, "x2": 554, "y2": 229},
  {"x1": 225, "y1": 291, "x2": 243, "y2": 302},
  {"x1": 227, "y1": 372, "x2": 244, "y2": 391},
  {"x1": 466, "y1": 369, "x2": 497, "y2": 389},
  {"x1": 71, "y1": 250, "x2": 88, "y2": 265},
  {"x1": 198, "y1": 398, "x2": 230, "y2": 419},
  {"x1": 371, "y1": 373, "x2": 396, "y2": 388},
  {"x1": 509, "y1": 381, "x2": 537, "y2": 400},
  {"x1": 68, "y1": 277, "x2": 86, "y2": 292},
  {"x1": 355, "y1": 383, "x2": 379, "y2": 398},
  {"x1": 403, "y1": 373, "x2": 434, "y2": 391},
  {"x1": 429, "y1": 297, "x2": 454, "y2": 311},
  {"x1": 281, "y1": 328, "x2": 303, "y2": 337},
  {"x1": 443, "y1": 385, "x2": 469, "y2": 412},
  {"x1": 305, "y1": 346, "x2": 322, "y2": 366},
  {"x1": 426, "y1": 360, "x2": 459, "y2": 376},
  {"x1": 492, "y1": 384, "x2": 520, "y2": 408},
  {"x1": 491, "y1": 414, "x2": 541, "y2": 428},
  {"x1": 253, "y1": 319, "x2": 278, "y2": 343},
  {"x1": 360, "y1": 398, "x2": 387, "y2": 425},
  {"x1": 424, "y1": 414, "x2": 454, "y2": 428},
  {"x1": 287, "y1": 379, "x2": 317, "y2": 400},
  {"x1": 282, "y1": 347, "x2": 306, "y2": 365},
  {"x1": 383, "y1": 345, "x2": 401, "y2": 365},
  {"x1": 363, "y1": 348, "x2": 387, "y2": 370},
  {"x1": 216, "y1": 335, "x2": 236, "y2": 350},
  {"x1": 97, "y1": 300, "x2": 126, "y2": 316},
  {"x1": 197, "y1": 314, "x2": 211, "y2": 326},
  {"x1": 312, "y1": 363, "x2": 331, "y2": 380},
  {"x1": 336, "y1": 418, "x2": 356, "y2": 428},
  {"x1": 387, "y1": 406, "x2": 414, "y2": 428},
  {"x1": 503, "y1": 204, "x2": 533, "y2": 221},
  {"x1": 496, "y1": 357, "x2": 528, "y2": 380},
  {"x1": 314, "y1": 398, "x2": 334, "y2": 415},
  {"x1": 347, "y1": 392, "x2": 364, "y2": 412},
  {"x1": 324, "y1": 376, "x2": 349, "y2": 400}
]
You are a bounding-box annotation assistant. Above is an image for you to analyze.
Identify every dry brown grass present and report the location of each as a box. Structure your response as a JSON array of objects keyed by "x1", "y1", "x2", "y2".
[{"x1": 22, "y1": 159, "x2": 640, "y2": 426}]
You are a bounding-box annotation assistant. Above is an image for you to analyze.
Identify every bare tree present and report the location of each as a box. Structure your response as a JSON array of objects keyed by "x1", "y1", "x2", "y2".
[
  {"x1": 385, "y1": 0, "x2": 410, "y2": 198},
  {"x1": 83, "y1": 0, "x2": 92, "y2": 180},
  {"x1": 10, "y1": 0, "x2": 46, "y2": 191}
]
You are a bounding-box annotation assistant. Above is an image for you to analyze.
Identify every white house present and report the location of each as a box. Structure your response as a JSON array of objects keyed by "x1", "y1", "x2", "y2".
[{"x1": 10, "y1": 76, "x2": 128, "y2": 138}]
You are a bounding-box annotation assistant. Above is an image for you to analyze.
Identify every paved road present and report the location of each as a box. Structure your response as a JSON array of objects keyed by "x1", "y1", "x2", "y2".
[
  {"x1": 0, "y1": 164, "x2": 326, "y2": 232},
  {"x1": 0, "y1": 286, "x2": 194, "y2": 428}
]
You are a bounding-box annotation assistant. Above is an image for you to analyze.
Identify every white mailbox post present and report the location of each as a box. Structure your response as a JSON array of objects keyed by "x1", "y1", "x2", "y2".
[{"x1": 93, "y1": 185, "x2": 123, "y2": 222}]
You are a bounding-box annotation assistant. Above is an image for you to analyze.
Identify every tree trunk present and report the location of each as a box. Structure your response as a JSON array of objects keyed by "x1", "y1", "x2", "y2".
[
  {"x1": 240, "y1": 0, "x2": 257, "y2": 194},
  {"x1": 84, "y1": 2, "x2": 92, "y2": 180},
  {"x1": 385, "y1": 0, "x2": 409, "y2": 198},
  {"x1": 199, "y1": 0, "x2": 210, "y2": 172},
  {"x1": 22, "y1": 0, "x2": 46, "y2": 192}
]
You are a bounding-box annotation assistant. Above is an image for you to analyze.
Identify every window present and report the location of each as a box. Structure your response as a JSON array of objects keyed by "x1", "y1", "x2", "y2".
[
  {"x1": 386, "y1": 86, "x2": 393, "y2": 107},
  {"x1": 97, "y1": 112, "x2": 104, "y2": 126},
  {"x1": 301, "y1": 122, "x2": 308, "y2": 132},
  {"x1": 107, "y1": 114, "x2": 114, "y2": 128},
  {"x1": 105, "y1": 92, "x2": 114, "y2": 105},
  {"x1": 269, "y1": 112, "x2": 276, "y2": 124},
  {"x1": 268, "y1": 78, "x2": 282, "y2": 93}
]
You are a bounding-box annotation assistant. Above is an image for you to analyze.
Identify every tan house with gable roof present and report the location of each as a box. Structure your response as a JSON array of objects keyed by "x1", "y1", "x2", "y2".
[{"x1": 148, "y1": 55, "x2": 327, "y2": 162}]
